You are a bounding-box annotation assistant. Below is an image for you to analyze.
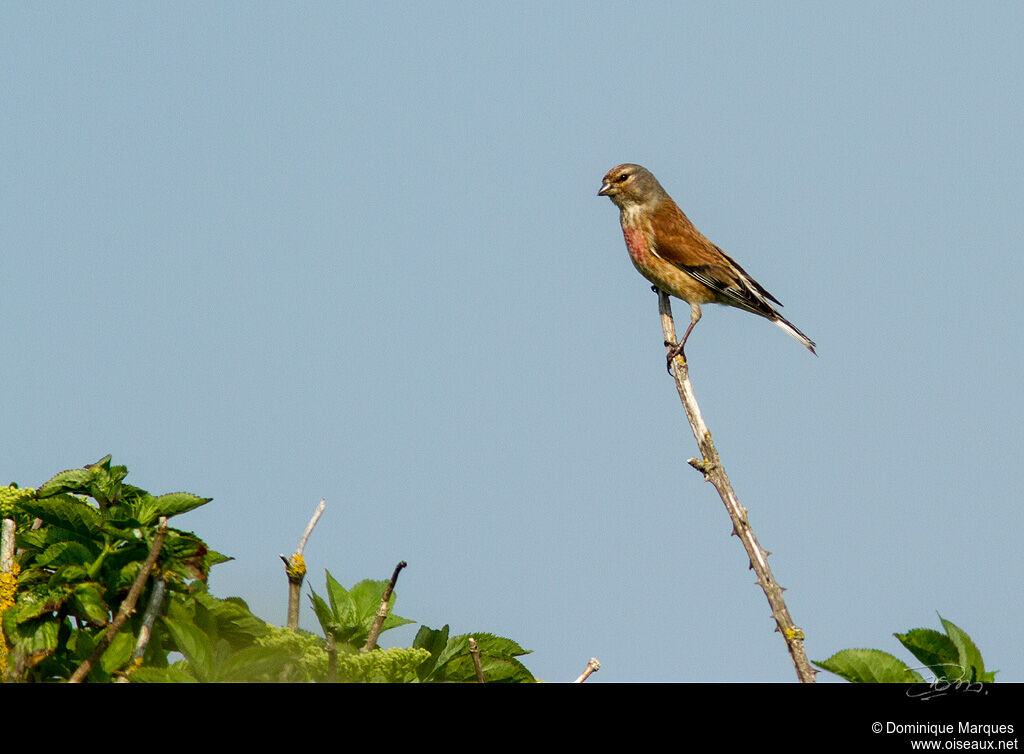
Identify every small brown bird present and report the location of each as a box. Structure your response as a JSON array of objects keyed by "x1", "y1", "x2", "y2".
[{"x1": 599, "y1": 163, "x2": 816, "y2": 367}]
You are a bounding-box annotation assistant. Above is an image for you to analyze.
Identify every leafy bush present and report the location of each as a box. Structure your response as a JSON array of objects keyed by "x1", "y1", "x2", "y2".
[
  {"x1": 814, "y1": 615, "x2": 995, "y2": 684},
  {"x1": 0, "y1": 456, "x2": 535, "y2": 683}
]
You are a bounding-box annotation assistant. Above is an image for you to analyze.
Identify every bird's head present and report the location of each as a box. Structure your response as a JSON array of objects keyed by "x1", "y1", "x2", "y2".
[{"x1": 598, "y1": 163, "x2": 667, "y2": 210}]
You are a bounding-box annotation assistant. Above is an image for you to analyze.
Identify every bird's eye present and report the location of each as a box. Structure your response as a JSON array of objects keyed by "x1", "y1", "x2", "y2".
[{"x1": 616, "y1": 174, "x2": 629, "y2": 183}]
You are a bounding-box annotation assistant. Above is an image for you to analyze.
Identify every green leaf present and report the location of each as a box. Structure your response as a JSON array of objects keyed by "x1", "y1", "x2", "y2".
[
  {"x1": 412, "y1": 624, "x2": 450, "y2": 681},
  {"x1": 33, "y1": 541, "x2": 96, "y2": 568},
  {"x1": 413, "y1": 623, "x2": 450, "y2": 653},
  {"x1": 814, "y1": 648, "x2": 926, "y2": 683},
  {"x1": 348, "y1": 579, "x2": 389, "y2": 616},
  {"x1": 67, "y1": 624, "x2": 95, "y2": 659},
  {"x1": 100, "y1": 630, "x2": 136, "y2": 675},
  {"x1": 309, "y1": 589, "x2": 337, "y2": 636},
  {"x1": 894, "y1": 628, "x2": 959, "y2": 681},
  {"x1": 47, "y1": 564, "x2": 90, "y2": 588},
  {"x1": 458, "y1": 632, "x2": 531, "y2": 659},
  {"x1": 35, "y1": 456, "x2": 138, "y2": 508},
  {"x1": 14, "y1": 586, "x2": 73, "y2": 621},
  {"x1": 128, "y1": 663, "x2": 200, "y2": 683},
  {"x1": 83, "y1": 455, "x2": 129, "y2": 507},
  {"x1": 311, "y1": 572, "x2": 416, "y2": 649},
  {"x1": 69, "y1": 582, "x2": 111, "y2": 626},
  {"x1": 2, "y1": 612, "x2": 61, "y2": 661},
  {"x1": 36, "y1": 468, "x2": 95, "y2": 499},
  {"x1": 324, "y1": 570, "x2": 359, "y2": 635},
  {"x1": 215, "y1": 644, "x2": 298, "y2": 682},
  {"x1": 162, "y1": 616, "x2": 214, "y2": 682},
  {"x1": 434, "y1": 634, "x2": 536, "y2": 682},
  {"x1": 191, "y1": 591, "x2": 271, "y2": 648},
  {"x1": 442, "y1": 652, "x2": 536, "y2": 683},
  {"x1": 348, "y1": 578, "x2": 414, "y2": 635},
  {"x1": 412, "y1": 624, "x2": 480, "y2": 682},
  {"x1": 158, "y1": 529, "x2": 224, "y2": 584},
  {"x1": 938, "y1": 614, "x2": 994, "y2": 682},
  {"x1": 19, "y1": 496, "x2": 103, "y2": 537},
  {"x1": 428, "y1": 637, "x2": 472, "y2": 682},
  {"x1": 134, "y1": 492, "x2": 211, "y2": 525}
]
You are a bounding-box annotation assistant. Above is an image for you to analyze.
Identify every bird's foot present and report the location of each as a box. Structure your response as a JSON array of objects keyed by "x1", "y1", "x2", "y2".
[{"x1": 664, "y1": 340, "x2": 686, "y2": 374}]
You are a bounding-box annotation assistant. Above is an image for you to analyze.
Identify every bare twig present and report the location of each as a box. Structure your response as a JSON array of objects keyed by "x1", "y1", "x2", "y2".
[
  {"x1": 296, "y1": 498, "x2": 327, "y2": 555},
  {"x1": 658, "y1": 291, "x2": 816, "y2": 683},
  {"x1": 468, "y1": 637, "x2": 486, "y2": 682},
  {"x1": 361, "y1": 560, "x2": 407, "y2": 653},
  {"x1": 574, "y1": 657, "x2": 601, "y2": 683},
  {"x1": 114, "y1": 577, "x2": 167, "y2": 683},
  {"x1": 69, "y1": 517, "x2": 168, "y2": 683},
  {"x1": 281, "y1": 498, "x2": 326, "y2": 631},
  {"x1": 0, "y1": 519, "x2": 14, "y2": 574},
  {"x1": 133, "y1": 577, "x2": 167, "y2": 658},
  {"x1": 15, "y1": 517, "x2": 42, "y2": 559},
  {"x1": 0, "y1": 518, "x2": 15, "y2": 681}
]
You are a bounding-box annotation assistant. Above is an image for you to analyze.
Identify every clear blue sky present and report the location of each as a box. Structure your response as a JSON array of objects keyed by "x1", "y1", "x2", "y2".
[{"x1": 3, "y1": 2, "x2": 1021, "y2": 682}]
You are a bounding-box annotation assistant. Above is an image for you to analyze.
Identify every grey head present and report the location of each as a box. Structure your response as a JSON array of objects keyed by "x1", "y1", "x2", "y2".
[{"x1": 598, "y1": 163, "x2": 669, "y2": 210}]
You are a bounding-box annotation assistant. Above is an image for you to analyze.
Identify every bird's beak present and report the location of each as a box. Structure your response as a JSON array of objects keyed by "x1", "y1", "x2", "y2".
[{"x1": 598, "y1": 181, "x2": 612, "y2": 196}]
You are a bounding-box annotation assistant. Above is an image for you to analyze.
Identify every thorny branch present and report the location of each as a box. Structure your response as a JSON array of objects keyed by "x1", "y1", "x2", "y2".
[{"x1": 658, "y1": 291, "x2": 815, "y2": 683}]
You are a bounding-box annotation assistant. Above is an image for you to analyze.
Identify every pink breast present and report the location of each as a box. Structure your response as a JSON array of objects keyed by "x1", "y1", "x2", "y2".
[{"x1": 622, "y1": 227, "x2": 648, "y2": 264}]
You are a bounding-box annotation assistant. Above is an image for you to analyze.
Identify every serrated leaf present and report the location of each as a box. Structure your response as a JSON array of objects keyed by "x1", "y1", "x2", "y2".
[
  {"x1": 16, "y1": 586, "x2": 73, "y2": 621},
  {"x1": 895, "y1": 628, "x2": 959, "y2": 681},
  {"x1": 413, "y1": 624, "x2": 450, "y2": 681},
  {"x1": 814, "y1": 648, "x2": 925, "y2": 683},
  {"x1": 70, "y1": 582, "x2": 111, "y2": 626},
  {"x1": 84, "y1": 455, "x2": 129, "y2": 506},
  {"x1": 128, "y1": 663, "x2": 200, "y2": 683},
  {"x1": 162, "y1": 616, "x2": 214, "y2": 682},
  {"x1": 47, "y1": 564, "x2": 90, "y2": 589},
  {"x1": 135, "y1": 492, "x2": 212, "y2": 525},
  {"x1": 34, "y1": 541, "x2": 96, "y2": 568},
  {"x1": 413, "y1": 624, "x2": 450, "y2": 653},
  {"x1": 413, "y1": 627, "x2": 470, "y2": 683},
  {"x1": 309, "y1": 589, "x2": 336, "y2": 636},
  {"x1": 425, "y1": 635, "x2": 473, "y2": 684},
  {"x1": 349, "y1": 579, "x2": 391, "y2": 616},
  {"x1": 165, "y1": 592, "x2": 195, "y2": 622},
  {"x1": 2, "y1": 613, "x2": 60, "y2": 658},
  {"x1": 434, "y1": 634, "x2": 470, "y2": 668},
  {"x1": 215, "y1": 645, "x2": 298, "y2": 682},
  {"x1": 100, "y1": 630, "x2": 136, "y2": 675},
  {"x1": 68, "y1": 624, "x2": 95, "y2": 659},
  {"x1": 324, "y1": 570, "x2": 358, "y2": 629},
  {"x1": 13, "y1": 527, "x2": 49, "y2": 552},
  {"x1": 317, "y1": 571, "x2": 410, "y2": 647},
  {"x1": 191, "y1": 591, "x2": 271, "y2": 648},
  {"x1": 347, "y1": 578, "x2": 413, "y2": 636},
  {"x1": 938, "y1": 614, "x2": 990, "y2": 683},
  {"x1": 36, "y1": 468, "x2": 96, "y2": 499},
  {"x1": 439, "y1": 652, "x2": 536, "y2": 683},
  {"x1": 158, "y1": 529, "x2": 219, "y2": 583},
  {"x1": 454, "y1": 632, "x2": 531, "y2": 659},
  {"x1": 19, "y1": 496, "x2": 103, "y2": 537},
  {"x1": 204, "y1": 549, "x2": 232, "y2": 567},
  {"x1": 429, "y1": 633, "x2": 537, "y2": 683}
]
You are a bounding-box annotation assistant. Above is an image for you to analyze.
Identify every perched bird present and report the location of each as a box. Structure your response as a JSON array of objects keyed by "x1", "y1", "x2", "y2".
[{"x1": 599, "y1": 163, "x2": 816, "y2": 368}]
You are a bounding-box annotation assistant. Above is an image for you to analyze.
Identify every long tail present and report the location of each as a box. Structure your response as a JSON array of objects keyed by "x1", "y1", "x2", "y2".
[{"x1": 772, "y1": 313, "x2": 817, "y2": 355}]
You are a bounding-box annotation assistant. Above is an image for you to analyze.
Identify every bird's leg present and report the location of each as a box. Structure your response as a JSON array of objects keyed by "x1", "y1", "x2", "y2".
[{"x1": 665, "y1": 304, "x2": 702, "y2": 373}]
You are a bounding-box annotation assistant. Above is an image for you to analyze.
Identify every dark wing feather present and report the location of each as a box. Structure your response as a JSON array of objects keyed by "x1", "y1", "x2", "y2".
[{"x1": 649, "y1": 199, "x2": 784, "y2": 317}]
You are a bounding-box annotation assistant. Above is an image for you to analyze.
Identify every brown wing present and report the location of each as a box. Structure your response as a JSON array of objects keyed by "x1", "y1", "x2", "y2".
[{"x1": 648, "y1": 198, "x2": 784, "y2": 316}]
